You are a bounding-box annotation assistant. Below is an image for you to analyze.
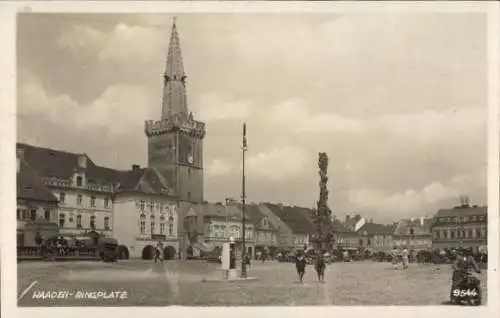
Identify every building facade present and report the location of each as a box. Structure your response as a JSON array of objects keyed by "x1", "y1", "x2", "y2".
[
  {"x1": 357, "y1": 222, "x2": 395, "y2": 251},
  {"x1": 393, "y1": 217, "x2": 433, "y2": 250},
  {"x1": 431, "y1": 205, "x2": 487, "y2": 251},
  {"x1": 17, "y1": 149, "x2": 59, "y2": 246}
]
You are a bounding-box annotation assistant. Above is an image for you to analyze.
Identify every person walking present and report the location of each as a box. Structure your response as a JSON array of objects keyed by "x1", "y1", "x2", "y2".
[
  {"x1": 315, "y1": 251, "x2": 326, "y2": 283},
  {"x1": 295, "y1": 250, "x2": 307, "y2": 283},
  {"x1": 401, "y1": 247, "x2": 409, "y2": 270}
]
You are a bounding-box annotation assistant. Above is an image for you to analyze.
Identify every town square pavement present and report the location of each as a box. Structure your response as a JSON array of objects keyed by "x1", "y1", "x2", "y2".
[{"x1": 17, "y1": 260, "x2": 488, "y2": 306}]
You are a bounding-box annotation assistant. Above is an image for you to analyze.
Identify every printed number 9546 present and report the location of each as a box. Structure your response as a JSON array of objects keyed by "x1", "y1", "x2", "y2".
[{"x1": 452, "y1": 289, "x2": 478, "y2": 297}]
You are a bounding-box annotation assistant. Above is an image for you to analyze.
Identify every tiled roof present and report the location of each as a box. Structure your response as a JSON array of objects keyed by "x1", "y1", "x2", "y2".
[
  {"x1": 17, "y1": 143, "x2": 176, "y2": 197},
  {"x1": 331, "y1": 219, "x2": 355, "y2": 234},
  {"x1": 17, "y1": 159, "x2": 58, "y2": 203},
  {"x1": 234, "y1": 203, "x2": 266, "y2": 223},
  {"x1": 263, "y1": 203, "x2": 315, "y2": 234},
  {"x1": 434, "y1": 206, "x2": 487, "y2": 218},
  {"x1": 200, "y1": 203, "x2": 250, "y2": 221},
  {"x1": 358, "y1": 222, "x2": 393, "y2": 235}
]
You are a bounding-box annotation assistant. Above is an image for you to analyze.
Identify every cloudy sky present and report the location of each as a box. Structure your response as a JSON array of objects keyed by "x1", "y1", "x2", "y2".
[{"x1": 17, "y1": 13, "x2": 487, "y2": 223}]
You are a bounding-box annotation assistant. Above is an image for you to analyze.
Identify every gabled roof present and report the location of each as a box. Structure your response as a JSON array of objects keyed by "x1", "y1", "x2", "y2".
[
  {"x1": 263, "y1": 203, "x2": 315, "y2": 234},
  {"x1": 17, "y1": 158, "x2": 58, "y2": 203},
  {"x1": 331, "y1": 219, "x2": 355, "y2": 234},
  {"x1": 434, "y1": 206, "x2": 487, "y2": 218},
  {"x1": 17, "y1": 143, "x2": 176, "y2": 197}
]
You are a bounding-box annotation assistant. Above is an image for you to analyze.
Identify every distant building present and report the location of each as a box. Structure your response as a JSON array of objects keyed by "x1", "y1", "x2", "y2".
[
  {"x1": 262, "y1": 203, "x2": 315, "y2": 250},
  {"x1": 431, "y1": 205, "x2": 487, "y2": 251},
  {"x1": 357, "y1": 222, "x2": 395, "y2": 251},
  {"x1": 16, "y1": 149, "x2": 59, "y2": 246},
  {"x1": 331, "y1": 219, "x2": 359, "y2": 249},
  {"x1": 393, "y1": 217, "x2": 433, "y2": 250},
  {"x1": 344, "y1": 214, "x2": 366, "y2": 232}
]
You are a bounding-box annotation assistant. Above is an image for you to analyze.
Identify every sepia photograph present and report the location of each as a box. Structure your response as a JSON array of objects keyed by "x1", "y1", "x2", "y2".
[{"x1": 12, "y1": 6, "x2": 492, "y2": 309}]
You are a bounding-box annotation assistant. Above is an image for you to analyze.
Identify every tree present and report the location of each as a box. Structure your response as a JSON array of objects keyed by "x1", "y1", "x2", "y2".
[{"x1": 312, "y1": 152, "x2": 334, "y2": 252}]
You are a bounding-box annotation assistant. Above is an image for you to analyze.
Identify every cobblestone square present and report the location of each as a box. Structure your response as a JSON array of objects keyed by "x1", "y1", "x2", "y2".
[{"x1": 17, "y1": 260, "x2": 488, "y2": 306}]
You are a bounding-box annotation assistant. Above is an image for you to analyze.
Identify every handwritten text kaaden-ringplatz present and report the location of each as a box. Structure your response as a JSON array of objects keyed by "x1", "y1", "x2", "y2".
[{"x1": 32, "y1": 290, "x2": 128, "y2": 300}]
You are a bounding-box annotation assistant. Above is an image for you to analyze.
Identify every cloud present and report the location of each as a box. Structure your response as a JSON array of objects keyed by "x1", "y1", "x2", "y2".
[
  {"x1": 192, "y1": 92, "x2": 253, "y2": 122},
  {"x1": 18, "y1": 72, "x2": 156, "y2": 136},
  {"x1": 265, "y1": 99, "x2": 365, "y2": 134},
  {"x1": 246, "y1": 147, "x2": 311, "y2": 181},
  {"x1": 348, "y1": 171, "x2": 486, "y2": 218},
  {"x1": 206, "y1": 159, "x2": 233, "y2": 177}
]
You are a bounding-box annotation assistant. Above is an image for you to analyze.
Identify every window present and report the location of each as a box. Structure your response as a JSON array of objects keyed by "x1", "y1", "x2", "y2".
[
  {"x1": 90, "y1": 196, "x2": 96, "y2": 208},
  {"x1": 140, "y1": 200, "x2": 145, "y2": 211},
  {"x1": 90, "y1": 216, "x2": 95, "y2": 230},
  {"x1": 359, "y1": 239, "x2": 363, "y2": 246},
  {"x1": 471, "y1": 216, "x2": 477, "y2": 221},
  {"x1": 367, "y1": 239, "x2": 371, "y2": 246},
  {"x1": 463, "y1": 216, "x2": 469, "y2": 222},
  {"x1": 140, "y1": 213, "x2": 146, "y2": 234},
  {"x1": 467, "y1": 229, "x2": 473, "y2": 238},
  {"x1": 59, "y1": 213, "x2": 65, "y2": 228},
  {"x1": 76, "y1": 215, "x2": 82, "y2": 228},
  {"x1": 475, "y1": 228, "x2": 481, "y2": 237},
  {"x1": 151, "y1": 222, "x2": 155, "y2": 234},
  {"x1": 44, "y1": 209, "x2": 51, "y2": 220},
  {"x1": 478, "y1": 216, "x2": 485, "y2": 221},
  {"x1": 30, "y1": 209, "x2": 37, "y2": 221},
  {"x1": 434, "y1": 230, "x2": 440, "y2": 239},
  {"x1": 104, "y1": 197, "x2": 109, "y2": 208},
  {"x1": 16, "y1": 209, "x2": 21, "y2": 220},
  {"x1": 168, "y1": 216, "x2": 174, "y2": 235},
  {"x1": 443, "y1": 230, "x2": 448, "y2": 238},
  {"x1": 76, "y1": 176, "x2": 83, "y2": 187},
  {"x1": 77, "y1": 194, "x2": 82, "y2": 206},
  {"x1": 160, "y1": 223, "x2": 166, "y2": 234},
  {"x1": 450, "y1": 230, "x2": 455, "y2": 239},
  {"x1": 159, "y1": 204, "x2": 163, "y2": 214},
  {"x1": 104, "y1": 217, "x2": 110, "y2": 230},
  {"x1": 188, "y1": 168, "x2": 191, "y2": 177},
  {"x1": 409, "y1": 228, "x2": 414, "y2": 236},
  {"x1": 59, "y1": 192, "x2": 66, "y2": 204},
  {"x1": 149, "y1": 201, "x2": 154, "y2": 213}
]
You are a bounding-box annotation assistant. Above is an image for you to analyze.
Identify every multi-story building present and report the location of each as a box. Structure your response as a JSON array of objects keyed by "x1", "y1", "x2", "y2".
[
  {"x1": 431, "y1": 205, "x2": 487, "y2": 251},
  {"x1": 343, "y1": 214, "x2": 366, "y2": 232},
  {"x1": 357, "y1": 222, "x2": 395, "y2": 251},
  {"x1": 393, "y1": 217, "x2": 433, "y2": 250},
  {"x1": 258, "y1": 203, "x2": 294, "y2": 248},
  {"x1": 262, "y1": 203, "x2": 315, "y2": 250},
  {"x1": 17, "y1": 144, "x2": 115, "y2": 238},
  {"x1": 16, "y1": 149, "x2": 59, "y2": 246},
  {"x1": 242, "y1": 203, "x2": 278, "y2": 257}
]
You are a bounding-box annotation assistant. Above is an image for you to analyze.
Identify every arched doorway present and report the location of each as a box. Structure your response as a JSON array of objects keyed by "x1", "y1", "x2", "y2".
[
  {"x1": 164, "y1": 246, "x2": 176, "y2": 260},
  {"x1": 142, "y1": 245, "x2": 154, "y2": 260},
  {"x1": 118, "y1": 245, "x2": 129, "y2": 259}
]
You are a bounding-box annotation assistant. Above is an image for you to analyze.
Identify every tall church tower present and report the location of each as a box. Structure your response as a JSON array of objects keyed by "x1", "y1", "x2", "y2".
[{"x1": 145, "y1": 18, "x2": 205, "y2": 203}]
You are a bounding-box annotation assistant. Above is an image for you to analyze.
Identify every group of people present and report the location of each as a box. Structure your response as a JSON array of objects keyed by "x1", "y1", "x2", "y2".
[{"x1": 294, "y1": 249, "x2": 326, "y2": 283}]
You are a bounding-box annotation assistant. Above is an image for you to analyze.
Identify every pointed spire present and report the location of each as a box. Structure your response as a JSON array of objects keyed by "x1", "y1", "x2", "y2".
[{"x1": 161, "y1": 17, "x2": 188, "y2": 120}]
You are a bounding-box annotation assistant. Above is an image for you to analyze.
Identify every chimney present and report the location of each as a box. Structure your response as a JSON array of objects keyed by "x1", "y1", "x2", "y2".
[
  {"x1": 78, "y1": 154, "x2": 87, "y2": 169},
  {"x1": 132, "y1": 164, "x2": 140, "y2": 171},
  {"x1": 16, "y1": 148, "x2": 24, "y2": 173}
]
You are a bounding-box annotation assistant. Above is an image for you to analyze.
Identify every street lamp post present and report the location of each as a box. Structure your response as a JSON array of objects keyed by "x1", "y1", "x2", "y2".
[{"x1": 241, "y1": 123, "x2": 248, "y2": 278}]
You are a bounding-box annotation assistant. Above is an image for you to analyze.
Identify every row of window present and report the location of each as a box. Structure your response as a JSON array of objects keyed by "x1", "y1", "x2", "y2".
[
  {"x1": 433, "y1": 227, "x2": 486, "y2": 239},
  {"x1": 17, "y1": 209, "x2": 52, "y2": 221},
  {"x1": 58, "y1": 213, "x2": 110, "y2": 231},
  {"x1": 436, "y1": 215, "x2": 486, "y2": 223},
  {"x1": 59, "y1": 192, "x2": 111, "y2": 209},
  {"x1": 139, "y1": 220, "x2": 175, "y2": 235},
  {"x1": 138, "y1": 200, "x2": 175, "y2": 214}
]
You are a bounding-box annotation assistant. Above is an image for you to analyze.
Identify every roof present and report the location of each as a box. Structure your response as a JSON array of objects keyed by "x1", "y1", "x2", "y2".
[
  {"x1": 17, "y1": 158, "x2": 58, "y2": 203},
  {"x1": 263, "y1": 203, "x2": 315, "y2": 234},
  {"x1": 17, "y1": 143, "x2": 176, "y2": 197},
  {"x1": 434, "y1": 206, "x2": 487, "y2": 218},
  {"x1": 393, "y1": 218, "x2": 433, "y2": 236},
  {"x1": 358, "y1": 222, "x2": 393, "y2": 236},
  {"x1": 344, "y1": 214, "x2": 362, "y2": 229},
  {"x1": 200, "y1": 203, "x2": 250, "y2": 221}
]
